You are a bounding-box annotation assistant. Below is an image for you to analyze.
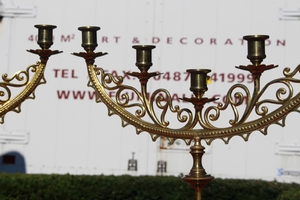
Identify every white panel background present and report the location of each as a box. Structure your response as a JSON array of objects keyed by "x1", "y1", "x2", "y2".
[{"x1": 0, "y1": 0, "x2": 299, "y2": 183}]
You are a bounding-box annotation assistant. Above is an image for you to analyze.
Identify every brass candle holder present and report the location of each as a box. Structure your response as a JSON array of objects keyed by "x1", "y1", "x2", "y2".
[
  {"x1": 0, "y1": 24, "x2": 61, "y2": 123},
  {"x1": 73, "y1": 26, "x2": 300, "y2": 200}
]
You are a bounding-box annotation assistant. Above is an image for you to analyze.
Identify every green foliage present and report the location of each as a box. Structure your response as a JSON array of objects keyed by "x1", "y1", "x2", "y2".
[
  {"x1": 0, "y1": 173, "x2": 193, "y2": 200},
  {"x1": 276, "y1": 185, "x2": 300, "y2": 200},
  {"x1": 202, "y1": 179, "x2": 297, "y2": 200},
  {"x1": 0, "y1": 173, "x2": 299, "y2": 200}
]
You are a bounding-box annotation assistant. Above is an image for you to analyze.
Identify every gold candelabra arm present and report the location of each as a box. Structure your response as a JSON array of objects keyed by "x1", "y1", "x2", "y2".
[
  {"x1": 215, "y1": 63, "x2": 300, "y2": 127},
  {"x1": 0, "y1": 62, "x2": 46, "y2": 123},
  {"x1": 0, "y1": 24, "x2": 62, "y2": 123},
  {"x1": 127, "y1": 45, "x2": 184, "y2": 128},
  {"x1": 86, "y1": 62, "x2": 300, "y2": 143},
  {"x1": 74, "y1": 26, "x2": 300, "y2": 143},
  {"x1": 74, "y1": 27, "x2": 300, "y2": 200},
  {"x1": 86, "y1": 64, "x2": 195, "y2": 143}
]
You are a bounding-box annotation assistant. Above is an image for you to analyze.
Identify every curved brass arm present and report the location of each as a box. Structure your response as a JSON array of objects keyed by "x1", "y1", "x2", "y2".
[
  {"x1": 73, "y1": 27, "x2": 300, "y2": 200},
  {"x1": 86, "y1": 64, "x2": 300, "y2": 145},
  {"x1": 0, "y1": 25, "x2": 62, "y2": 123}
]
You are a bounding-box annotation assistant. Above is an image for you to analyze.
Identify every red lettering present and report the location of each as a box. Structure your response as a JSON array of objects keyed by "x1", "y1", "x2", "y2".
[
  {"x1": 57, "y1": 90, "x2": 70, "y2": 99},
  {"x1": 109, "y1": 91, "x2": 115, "y2": 98},
  {"x1": 277, "y1": 39, "x2": 285, "y2": 46},
  {"x1": 61, "y1": 35, "x2": 71, "y2": 42},
  {"x1": 57, "y1": 36, "x2": 286, "y2": 47},
  {"x1": 114, "y1": 36, "x2": 121, "y2": 43},
  {"x1": 127, "y1": 92, "x2": 134, "y2": 101},
  {"x1": 210, "y1": 38, "x2": 216, "y2": 45},
  {"x1": 62, "y1": 69, "x2": 68, "y2": 78},
  {"x1": 102, "y1": 37, "x2": 108, "y2": 43},
  {"x1": 88, "y1": 91, "x2": 96, "y2": 100},
  {"x1": 71, "y1": 70, "x2": 78, "y2": 78},
  {"x1": 171, "y1": 93, "x2": 180, "y2": 102},
  {"x1": 122, "y1": 71, "x2": 131, "y2": 80},
  {"x1": 195, "y1": 38, "x2": 203, "y2": 45},
  {"x1": 57, "y1": 90, "x2": 96, "y2": 100},
  {"x1": 111, "y1": 70, "x2": 118, "y2": 78},
  {"x1": 224, "y1": 39, "x2": 233, "y2": 45},
  {"x1": 53, "y1": 69, "x2": 78, "y2": 78},
  {"x1": 53, "y1": 69, "x2": 60, "y2": 78},
  {"x1": 180, "y1": 38, "x2": 187, "y2": 44},
  {"x1": 73, "y1": 91, "x2": 85, "y2": 99},
  {"x1": 239, "y1": 38, "x2": 245, "y2": 45},
  {"x1": 152, "y1": 37, "x2": 160, "y2": 44}
]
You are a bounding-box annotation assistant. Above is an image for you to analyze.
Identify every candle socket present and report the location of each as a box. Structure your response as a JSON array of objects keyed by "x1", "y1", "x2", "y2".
[
  {"x1": 243, "y1": 35, "x2": 269, "y2": 66},
  {"x1": 187, "y1": 69, "x2": 211, "y2": 99},
  {"x1": 35, "y1": 24, "x2": 56, "y2": 50},
  {"x1": 132, "y1": 45, "x2": 156, "y2": 72},
  {"x1": 78, "y1": 26, "x2": 100, "y2": 53}
]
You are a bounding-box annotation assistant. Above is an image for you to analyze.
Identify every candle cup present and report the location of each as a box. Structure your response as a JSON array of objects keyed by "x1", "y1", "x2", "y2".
[
  {"x1": 132, "y1": 45, "x2": 156, "y2": 72},
  {"x1": 243, "y1": 35, "x2": 269, "y2": 66},
  {"x1": 78, "y1": 26, "x2": 100, "y2": 53},
  {"x1": 35, "y1": 24, "x2": 56, "y2": 50},
  {"x1": 187, "y1": 69, "x2": 211, "y2": 99}
]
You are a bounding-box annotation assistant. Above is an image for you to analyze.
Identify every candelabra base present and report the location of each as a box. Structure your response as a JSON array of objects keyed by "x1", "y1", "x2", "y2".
[{"x1": 183, "y1": 174, "x2": 214, "y2": 200}]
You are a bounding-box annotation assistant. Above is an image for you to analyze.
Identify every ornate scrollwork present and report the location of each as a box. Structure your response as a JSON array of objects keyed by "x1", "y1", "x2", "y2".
[
  {"x1": 87, "y1": 63, "x2": 300, "y2": 144},
  {"x1": 0, "y1": 24, "x2": 61, "y2": 123},
  {"x1": 74, "y1": 28, "x2": 300, "y2": 200},
  {"x1": 0, "y1": 62, "x2": 46, "y2": 123}
]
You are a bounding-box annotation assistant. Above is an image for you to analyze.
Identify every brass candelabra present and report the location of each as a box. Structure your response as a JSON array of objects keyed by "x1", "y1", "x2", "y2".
[
  {"x1": 73, "y1": 26, "x2": 300, "y2": 200},
  {"x1": 0, "y1": 24, "x2": 61, "y2": 123}
]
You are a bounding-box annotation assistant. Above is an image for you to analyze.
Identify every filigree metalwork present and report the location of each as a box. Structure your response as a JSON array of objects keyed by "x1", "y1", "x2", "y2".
[
  {"x1": 0, "y1": 62, "x2": 44, "y2": 123},
  {"x1": 85, "y1": 63, "x2": 300, "y2": 144},
  {"x1": 73, "y1": 27, "x2": 300, "y2": 200},
  {"x1": 0, "y1": 24, "x2": 61, "y2": 123}
]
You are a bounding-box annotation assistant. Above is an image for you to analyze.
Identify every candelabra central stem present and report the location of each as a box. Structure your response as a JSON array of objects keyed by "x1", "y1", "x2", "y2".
[{"x1": 183, "y1": 138, "x2": 213, "y2": 200}]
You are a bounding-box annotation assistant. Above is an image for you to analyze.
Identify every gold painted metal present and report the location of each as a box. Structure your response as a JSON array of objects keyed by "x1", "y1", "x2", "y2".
[
  {"x1": 73, "y1": 26, "x2": 300, "y2": 200},
  {"x1": 0, "y1": 24, "x2": 61, "y2": 123}
]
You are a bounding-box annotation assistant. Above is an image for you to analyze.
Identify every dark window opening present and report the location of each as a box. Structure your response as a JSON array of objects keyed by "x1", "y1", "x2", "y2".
[{"x1": 2, "y1": 155, "x2": 16, "y2": 164}]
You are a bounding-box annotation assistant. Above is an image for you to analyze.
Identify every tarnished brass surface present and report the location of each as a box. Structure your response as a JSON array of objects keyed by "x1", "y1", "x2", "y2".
[
  {"x1": 78, "y1": 26, "x2": 101, "y2": 53},
  {"x1": 0, "y1": 24, "x2": 61, "y2": 123},
  {"x1": 74, "y1": 26, "x2": 300, "y2": 200},
  {"x1": 187, "y1": 69, "x2": 211, "y2": 99},
  {"x1": 35, "y1": 24, "x2": 56, "y2": 50},
  {"x1": 243, "y1": 35, "x2": 269, "y2": 66},
  {"x1": 132, "y1": 45, "x2": 156, "y2": 72}
]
